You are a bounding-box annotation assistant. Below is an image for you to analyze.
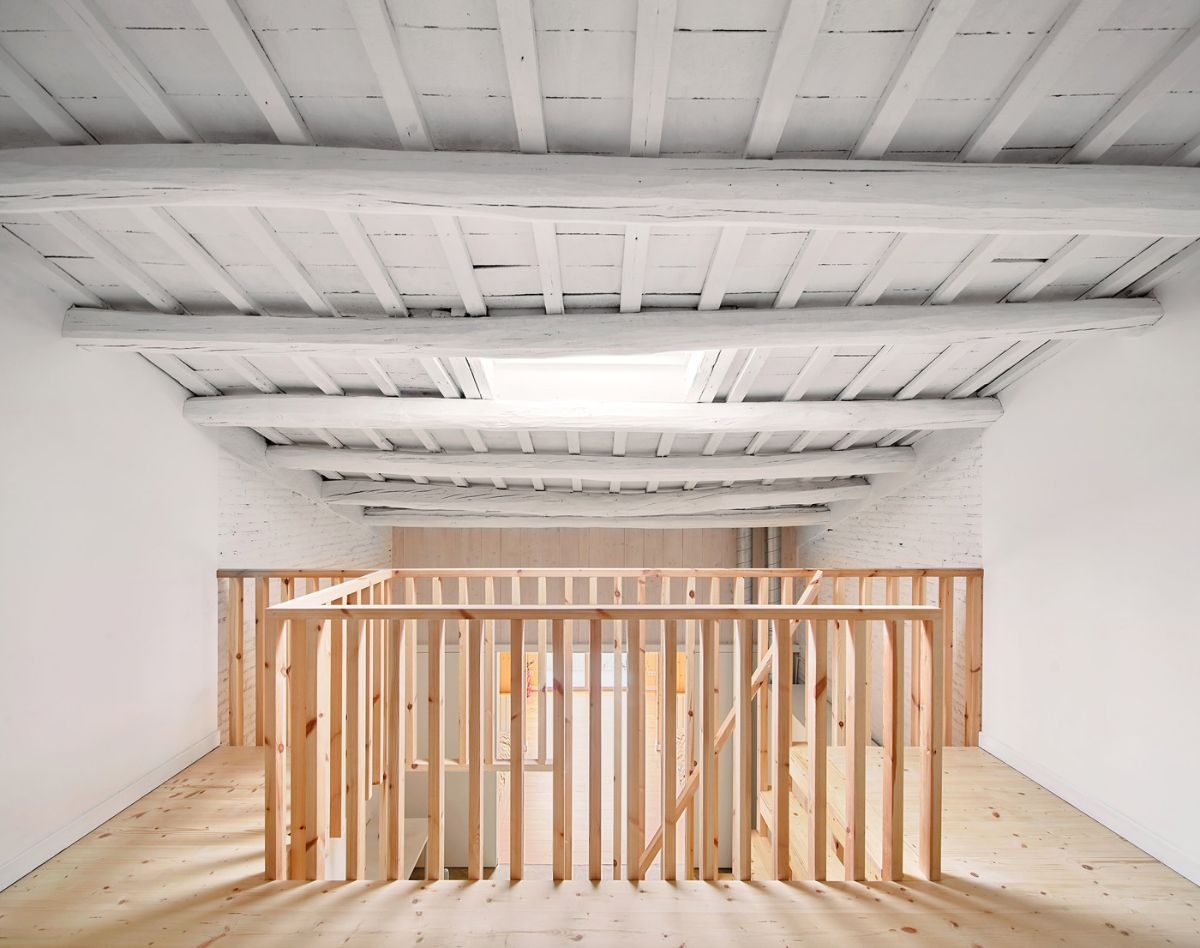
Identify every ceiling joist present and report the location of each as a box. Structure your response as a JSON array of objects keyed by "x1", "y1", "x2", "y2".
[{"x1": 360, "y1": 508, "x2": 831, "y2": 529}]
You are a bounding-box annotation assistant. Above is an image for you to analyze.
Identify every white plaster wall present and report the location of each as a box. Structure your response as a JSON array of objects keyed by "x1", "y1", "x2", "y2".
[
  {"x1": 980, "y1": 277, "x2": 1200, "y2": 885},
  {"x1": 216, "y1": 451, "x2": 392, "y2": 742},
  {"x1": 0, "y1": 272, "x2": 219, "y2": 891}
]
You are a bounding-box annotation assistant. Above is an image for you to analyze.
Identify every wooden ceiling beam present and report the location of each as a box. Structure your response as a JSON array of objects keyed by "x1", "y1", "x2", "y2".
[
  {"x1": 323, "y1": 478, "x2": 869, "y2": 515},
  {"x1": 7, "y1": 145, "x2": 1199, "y2": 236},
  {"x1": 629, "y1": 0, "x2": 676, "y2": 157},
  {"x1": 361, "y1": 508, "x2": 831, "y2": 529},
  {"x1": 182, "y1": 393, "x2": 1002, "y2": 434},
  {"x1": 345, "y1": 0, "x2": 431, "y2": 149},
  {"x1": 267, "y1": 443, "x2": 916, "y2": 483},
  {"x1": 64, "y1": 298, "x2": 1162, "y2": 356},
  {"x1": 495, "y1": 0, "x2": 548, "y2": 154},
  {"x1": 0, "y1": 44, "x2": 96, "y2": 145}
]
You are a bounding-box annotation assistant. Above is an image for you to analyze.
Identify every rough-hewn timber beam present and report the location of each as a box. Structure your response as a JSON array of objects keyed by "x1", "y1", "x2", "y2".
[
  {"x1": 4, "y1": 144, "x2": 1200, "y2": 236},
  {"x1": 267, "y1": 443, "x2": 916, "y2": 482},
  {"x1": 183, "y1": 394, "x2": 1002, "y2": 434},
  {"x1": 322, "y1": 478, "x2": 869, "y2": 515},
  {"x1": 62, "y1": 298, "x2": 1161, "y2": 357},
  {"x1": 361, "y1": 508, "x2": 831, "y2": 529}
]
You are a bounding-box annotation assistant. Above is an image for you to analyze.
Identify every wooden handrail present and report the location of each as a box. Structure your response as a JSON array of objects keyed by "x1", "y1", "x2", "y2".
[{"x1": 220, "y1": 566, "x2": 981, "y2": 579}]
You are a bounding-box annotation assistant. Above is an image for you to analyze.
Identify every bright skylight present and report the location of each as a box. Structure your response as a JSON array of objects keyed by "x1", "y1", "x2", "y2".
[{"x1": 480, "y1": 352, "x2": 701, "y2": 403}]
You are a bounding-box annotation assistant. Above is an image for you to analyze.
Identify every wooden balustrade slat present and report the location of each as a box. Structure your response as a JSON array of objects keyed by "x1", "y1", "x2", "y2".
[
  {"x1": 255, "y1": 577, "x2": 268, "y2": 747},
  {"x1": 921, "y1": 614, "x2": 944, "y2": 881},
  {"x1": 939, "y1": 577, "x2": 955, "y2": 746},
  {"x1": 227, "y1": 576, "x2": 244, "y2": 746},
  {"x1": 537, "y1": 576, "x2": 549, "y2": 766},
  {"x1": 427, "y1": 618, "x2": 445, "y2": 880},
  {"x1": 552, "y1": 618, "x2": 567, "y2": 881},
  {"x1": 346, "y1": 618, "x2": 367, "y2": 880},
  {"x1": 510, "y1": 617, "x2": 525, "y2": 881},
  {"x1": 772, "y1": 607, "x2": 792, "y2": 881},
  {"x1": 612, "y1": 577, "x2": 624, "y2": 879},
  {"x1": 882, "y1": 577, "x2": 904, "y2": 881},
  {"x1": 910, "y1": 576, "x2": 925, "y2": 743},
  {"x1": 700, "y1": 618, "x2": 719, "y2": 881},
  {"x1": 683, "y1": 576, "x2": 697, "y2": 880},
  {"x1": 805, "y1": 618, "x2": 827, "y2": 882},
  {"x1": 485, "y1": 577, "x2": 496, "y2": 766},
  {"x1": 371, "y1": 584, "x2": 383, "y2": 788},
  {"x1": 844, "y1": 620, "x2": 867, "y2": 882},
  {"x1": 329, "y1": 593, "x2": 346, "y2": 841},
  {"x1": 627, "y1": 585, "x2": 646, "y2": 880},
  {"x1": 832, "y1": 577, "x2": 847, "y2": 748},
  {"x1": 404, "y1": 578, "x2": 417, "y2": 768},
  {"x1": 264, "y1": 610, "x2": 287, "y2": 880},
  {"x1": 733, "y1": 618, "x2": 753, "y2": 881},
  {"x1": 458, "y1": 577, "x2": 469, "y2": 768},
  {"x1": 588, "y1": 618, "x2": 603, "y2": 881},
  {"x1": 385, "y1": 598, "x2": 405, "y2": 880},
  {"x1": 287, "y1": 617, "x2": 309, "y2": 879},
  {"x1": 305, "y1": 618, "x2": 330, "y2": 881},
  {"x1": 468, "y1": 619, "x2": 484, "y2": 880},
  {"x1": 661, "y1": 618, "x2": 678, "y2": 881},
  {"x1": 964, "y1": 574, "x2": 983, "y2": 746}
]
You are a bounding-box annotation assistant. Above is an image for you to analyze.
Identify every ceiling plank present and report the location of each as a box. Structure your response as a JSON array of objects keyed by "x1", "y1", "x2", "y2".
[
  {"x1": 0, "y1": 44, "x2": 96, "y2": 144},
  {"x1": 629, "y1": 0, "x2": 677, "y2": 157},
  {"x1": 230, "y1": 207, "x2": 336, "y2": 316},
  {"x1": 1065, "y1": 18, "x2": 1200, "y2": 163},
  {"x1": 495, "y1": 0, "x2": 548, "y2": 154},
  {"x1": 49, "y1": 0, "x2": 196, "y2": 142},
  {"x1": 345, "y1": 0, "x2": 431, "y2": 149},
  {"x1": 268, "y1": 443, "x2": 916, "y2": 482},
  {"x1": 6, "y1": 145, "x2": 1200, "y2": 236},
  {"x1": 328, "y1": 211, "x2": 407, "y2": 316},
  {"x1": 959, "y1": 0, "x2": 1121, "y2": 162},
  {"x1": 744, "y1": 0, "x2": 828, "y2": 159},
  {"x1": 183, "y1": 393, "x2": 1003, "y2": 434},
  {"x1": 850, "y1": 0, "x2": 974, "y2": 159},
  {"x1": 324, "y1": 478, "x2": 869, "y2": 515},
  {"x1": 191, "y1": 0, "x2": 312, "y2": 145},
  {"x1": 362, "y1": 509, "x2": 830, "y2": 529},
  {"x1": 65, "y1": 298, "x2": 1162, "y2": 355}
]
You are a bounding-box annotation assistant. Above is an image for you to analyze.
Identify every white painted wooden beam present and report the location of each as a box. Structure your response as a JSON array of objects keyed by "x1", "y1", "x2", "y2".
[
  {"x1": 1005, "y1": 235, "x2": 1090, "y2": 302},
  {"x1": 324, "y1": 477, "x2": 868, "y2": 515},
  {"x1": 183, "y1": 393, "x2": 1002, "y2": 433},
  {"x1": 1126, "y1": 239, "x2": 1200, "y2": 296},
  {"x1": 268, "y1": 443, "x2": 915, "y2": 482},
  {"x1": 7, "y1": 145, "x2": 1200, "y2": 236},
  {"x1": 191, "y1": 0, "x2": 312, "y2": 145},
  {"x1": 433, "y1": 216, "x2": 486, "y2": 316},
  {"x1": 328, "y1": 211, "x2": 407, "y2": 316},
  {"x1": 345, "y1": 0, "x2": 431, "y2": 149},
  {"x1": 0, "y1": 44, "x2": 96, "y2": 144},
  {"x1": 1065, "y1": 19, "x2": 1200, "y2": 164},
  {"x1": 850, "y1": 0, "x2": 974, "y2": 159},
  {"x1": 630, "y1": 0, "x2": 676, "y2": 157},
  {"x1": 925, "y1": 234, "x2": 1003, "y2": 303},
  {"x1": 1082, "y1": 237, "x2": 1193, "y2": 298},
  {"x1": 1166, "y1": 130, "x2": 1200, "y2": 167},
  {"x1": 65, "y1": 298, "x2": 1162, "y2": 356},
  {"x1": 620, "y1": 224, "x2": 650, "y2": 313},
  {"x1": 0, "y1": 225, "x2": 103, "y2": 306},
  {"x1": 698, "y1": 226, "x2": 747, "y2": 310},
  {"x1": 959, "y1": 0, "x2": 1121, "y2": 162},
  {"x1": 49, "y1": 0, "x2": 196, "y2": 142},
  {"x1": 292, "y1": 355, "x2": 343, "y2": 395},
  {"x1": 230, "y1": 207, "x2": 336, "y2": 316},
  {"x1": 363, "y1": 508, "x2": 831, "y2": 529},
  {"x1": 495, "y1": 0, "x2": 548, "y2": 154},
  {"x1": 775, "y1": 230, "x2": 834, "y2": 308},
  {"x1": 532, "y1": 222, "x2": 563, "y2": 314},
  {"x1": 744, "y1": 0, "x2": 828, "y2": 159}
]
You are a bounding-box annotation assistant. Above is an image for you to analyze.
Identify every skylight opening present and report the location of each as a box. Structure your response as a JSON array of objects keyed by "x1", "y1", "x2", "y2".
[{"x1": 480, "y1": 352, "x2": 702, "y2": 403}]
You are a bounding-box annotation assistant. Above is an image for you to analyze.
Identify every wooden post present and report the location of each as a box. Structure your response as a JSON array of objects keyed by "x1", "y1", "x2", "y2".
[
  {"x1": 939, "y1": 576, "x2": 955, "y2": 746},
  {"x1": 612, "y1": 579, "x2": 624, "y2": 879},
  {"x1": 227, "y1": 576, "x2": 244, "y2": 746},
  {"x1": 510, "y1": 618, "x2": 525, "y2": 881},
  {"x1": 485, "y1": 576, "x2": 496, "y2": 766},
  {"x1": 683, "y1": 577, "x2": 697, "y2": 879},
  {"x1": 805, "y1": 618, "x2": 827, "y2": 882},
  {"x1": 468, "y1": 619, "x2": 484, "y2": 880},
  {"x1": 662, "y1": 618, "x2": 678, "y2": 881},
  {"x1": 346, "y1": 619, "x2": 367, "y2": 879},
  {"x1": 921, "y1": 613, "x2": 944, "y2": 881},
  {"x1": 304, "y1": 619, "x2": 330, "y2": 880},
  {"x1": 772, "y1": 606, "x2": 792, "y2": 881},
  {"x1": 844, "y1": 620, "x2": 867, "y2": 882},
  {"x1": 373, "y1": 589, "x2": 389, "y2": 868},
  {"x1": 458, "y1": 577, "x2": 469, "y2": 767},
  {"x1": 964, "y1": 573, "x2": 983, "y2": 746},
  {"x1": 910, "y1": 575, "x2": 925, "y2": 743},
  {"x1": 882, "y1": 579, "x2": 904, "y2": 881},
  {"x1": 405, "y1": 577, "x2": 418, "y2": 768},
  {"x1": 287, "y1": 615, "x2": 309, "y2": 880},
  {"x1": 627, "y1": 607, "x2": 645, "y2": 880},
  {"x1": 832, "y1": 577, "x2": 846, "y2": 747},
  {"x1": 756, "y1": 577, "x2": 770, "y2": 835},
  {"x1": 254, "y1": 577, "x2": 268, "y2": 747},
  {"x1": 329, "y1": 601, "x2": 345, "y2": 840},
  {"x1": 552, "y1": 618, "x2": 567, "y2": 881},
  {"x1": 537, "y1": 576, "x2": 549, "y2": 765},
  {"x1": 264, "y1": 611, "x2": 287, "y2": 879},
  {"x1": 700, "y1": 619, "x2": 719, "y2": 881},
  {"x1": 588, "y1": 618, "x2": 603, "y2": 881},
  {"x1": 427, "y1": 619, "x2": 445, "y2": 880},
  {"x1": 563, "y1": 615, "x2": 574, "y2": 877},
  {"x1": 732, "y1": 618, "x2": 752, "y2": 881},
  {"x1": 371, "y1": 584, "x2": 384, "y2": 786},
  {"x1": 385, "y1": 615, "x2": 405, "y2": 880}
]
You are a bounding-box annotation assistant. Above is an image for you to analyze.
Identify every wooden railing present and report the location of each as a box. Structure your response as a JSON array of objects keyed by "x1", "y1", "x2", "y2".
[{"x1": 237, "y1": 567, "x2": 978, "y2": 883}]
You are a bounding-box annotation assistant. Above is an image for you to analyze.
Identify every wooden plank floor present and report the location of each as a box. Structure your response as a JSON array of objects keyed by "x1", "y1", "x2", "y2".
[{"x1": 0, "y1": 747, "x2": 1196, "y2": 946}]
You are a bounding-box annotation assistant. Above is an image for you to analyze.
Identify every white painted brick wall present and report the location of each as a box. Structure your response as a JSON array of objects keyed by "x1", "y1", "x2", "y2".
[
  {"x1": 795, "y1": 438, "x2": 983, "y2": 744},
  {"x1": 216, "y1": 452, "x2": 392, "y2": 742}
]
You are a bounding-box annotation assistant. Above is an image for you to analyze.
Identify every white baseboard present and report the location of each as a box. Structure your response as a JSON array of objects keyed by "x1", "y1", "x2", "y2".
[
  {"x1": 979, "y1": 733, "x2": 1199, "y2": 886},
  {"x1": 0, "y1": 729, "x2": 220, "y2": 892}
]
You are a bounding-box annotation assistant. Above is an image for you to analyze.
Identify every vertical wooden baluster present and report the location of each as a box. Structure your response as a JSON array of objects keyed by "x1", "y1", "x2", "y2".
[
  {"x1": 227, "y1": 576, "x2": 245, "y2": 746},
  {"x1": 627, "y1": 579, "x2": 646, "y2": 880},
  {"x1": 537, "y1": 576, "x2": 549, "y2": 765},
  {"x1": 374, "y1": 587, "x2": 391, "y2": 871},
  {"x1": 588, "y1": 617, "x2": 603, "y2": 881},
  {"x1": 661, "y1": 617, "x2": 678, "y2": 881},
  {"x1": 305, "y1": 618, "x2": 330, "y2": 880},
  {"x1": 458, "y1": 577, "x2": 469, "y2": 767},
  {"x1": 346, "y1": 618, "x2": 367, "y2": 880},
  {"x1": 964, "y1": 573, "x2": 983, "y2": 746},
  {"x1": 510, "y1": 617, "x2": 525, "y2": 881},
  {"x1": 939, "y1": 576, "x2": 955, "y2": 747},
  {"x1": 371, "y1": 583, "x2": 384, "y2": 787},
  {"x1": 657, "y1": 575, "x2": 669, "y2": 756},
  {"x1": 756, "y1": 575, "x2": 770, "y2": 835},
  {"x1": 485, "y1": 576, "x2": 496, "y2": 766},
  {"x1": 859, "y1": 575, "x2": 872, "y2": 751},
  {"x1": 563, "y1": 583, "x2": 574, "y2": 878},
  {"x1": 844, "y1": 619, "x2": 867, "y2": 882},
  {"x1": 882, "y1": 578, "x2": 904, "y2": 881},
  {"x1": 612, "y1": 578, "x2": 624, "y2": 879},
  {"x1": 805, "y1": 618, "x2": 827, "y2": 882},
  {"x1": 255, "y1": 577, "x2": 268, "y2": 747},
  {"x1": 552, "y1": 618, "x2": 566, "y2": 881},
  {"x1": 385, "y1": 612, "x2": 405, "y2": 880},
  {"x1": 699, "y1": 618, "x2": 718, "y2": 881},
  {"x1": 683, "y1": 577, "x2": 697, "y2": 879},
  {"x1": 921, "y1": 613, "x2": 944, "y2": 881},
  {"x1": 329, "y1": 594, "x2": 345, "y2": 840},
  {"x1": 467, "y1": 618, "x2": 484, "y2": 880},
  {"x1": 910, "y1": 576, "x2": 925, "y2": 744},
  {"x1": 281, "y1": 578, "x2": 294, "y2": 756},
  {"x1": 733, "y1": 617, "x2": 752, "y2": 881},
  {"x1": 264, "y1": 610, "x2": 287, "y2": 879},
  {"x1": 287, "y1": 614, "x2": 309, "y2": 880},
  {"x1": 708, "y1": 575, "x2": 721, "y2": 858},
  {"x1": 772, "y1": 605, "x2": 792, "y2": 881},
  {"x1": 427, "y1": 618, "x2": 445, "y2": 880},
  {"x1": 405, "y1": 577, "x2": 418, "y2": 769}
]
